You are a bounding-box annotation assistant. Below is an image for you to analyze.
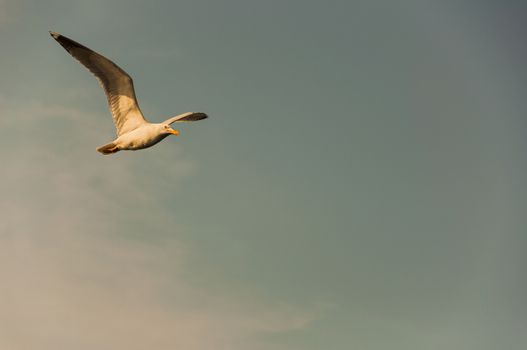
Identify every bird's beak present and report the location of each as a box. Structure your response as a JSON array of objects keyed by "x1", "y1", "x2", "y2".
[{"x1": 169, "y1": 128, "x2": 180, "y2": 136}]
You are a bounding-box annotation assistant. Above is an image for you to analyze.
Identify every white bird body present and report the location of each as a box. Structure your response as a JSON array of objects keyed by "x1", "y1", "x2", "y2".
[
  {"x1": 49, "y1": 31, "x2": 208, "y2": 155},
  {"x1": 114, "y1": 124, "x2": 169, "y2": 151}
]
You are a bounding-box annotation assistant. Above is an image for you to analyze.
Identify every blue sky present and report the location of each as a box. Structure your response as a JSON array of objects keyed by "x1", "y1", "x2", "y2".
[{"x1": 0, "y1": 1, "x2": 526, "y2": 349}]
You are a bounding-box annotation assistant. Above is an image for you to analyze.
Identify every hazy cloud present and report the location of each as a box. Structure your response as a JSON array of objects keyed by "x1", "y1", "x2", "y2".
[{"x1": 0, "y1": 98, "x2": 314, "y2": 350}]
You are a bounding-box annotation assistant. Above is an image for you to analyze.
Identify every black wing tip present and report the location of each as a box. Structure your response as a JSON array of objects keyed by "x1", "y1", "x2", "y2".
[
  {"x1": 181, "y1": 112, "x2": 208, "y2": 121},
  {"x1": 194, "y1": 112, "x2": 208, "y2": 120},
  {"x1": 49, "y1": 31, "x2": 92, "y2": 52},
  {"x1": 49, "y1": 31, "x2": 60, "y2": 39}
]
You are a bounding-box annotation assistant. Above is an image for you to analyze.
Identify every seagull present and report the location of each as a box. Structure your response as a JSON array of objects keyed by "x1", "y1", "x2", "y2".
[{"x1": 49, "y1": 31, "x2": 208, "y2": 155}]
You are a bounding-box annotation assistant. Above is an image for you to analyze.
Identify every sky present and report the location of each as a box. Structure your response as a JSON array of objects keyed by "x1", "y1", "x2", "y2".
[{"x1": 0, "y1": 0, "x2": 526, "y2": 349}]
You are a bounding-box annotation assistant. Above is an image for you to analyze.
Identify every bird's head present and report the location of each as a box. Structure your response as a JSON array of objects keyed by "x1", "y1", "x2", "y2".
[{"x1": 162, "y1": 124, "x2": 180, "y2": 136}]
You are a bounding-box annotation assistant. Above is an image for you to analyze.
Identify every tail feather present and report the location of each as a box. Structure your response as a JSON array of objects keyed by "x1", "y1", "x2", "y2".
[{"x1": 97, "y1": 142, "x2": 120, "y2": 155}]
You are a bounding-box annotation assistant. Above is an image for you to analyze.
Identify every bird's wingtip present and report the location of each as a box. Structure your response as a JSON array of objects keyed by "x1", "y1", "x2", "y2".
[{"x1": 49, "y1": 31, "x2": 60, "y2": 39}]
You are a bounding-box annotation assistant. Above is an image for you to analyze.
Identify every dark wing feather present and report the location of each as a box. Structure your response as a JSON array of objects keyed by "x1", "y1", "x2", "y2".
[
  {"x1": 50, "y1": 31, "x2": 147, "y2": 136},
  {"x1": 163, "y1": 112, "x2": 208, "y2": 125}
]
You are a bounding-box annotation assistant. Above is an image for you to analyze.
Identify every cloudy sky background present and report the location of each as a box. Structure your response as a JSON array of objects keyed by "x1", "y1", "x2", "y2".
[{"x1": 0, "y1": 0, "x2": 526, "y2": 349}]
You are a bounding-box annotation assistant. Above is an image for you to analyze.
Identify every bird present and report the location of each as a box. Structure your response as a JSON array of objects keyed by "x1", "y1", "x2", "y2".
[{"x1": 49, "y1": 31, "x2": 208, "y2": 155}]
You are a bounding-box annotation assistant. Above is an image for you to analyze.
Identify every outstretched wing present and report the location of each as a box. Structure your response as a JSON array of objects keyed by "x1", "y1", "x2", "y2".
[
  {"x1": 50, "y1": 31, "x2": 147, "y2": 136},
  {"x1": 163, "y1": 112, "x2": 208, "y2": 125}
]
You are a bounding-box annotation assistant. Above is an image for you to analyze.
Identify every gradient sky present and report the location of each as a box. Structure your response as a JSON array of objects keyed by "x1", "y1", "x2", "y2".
[{"x1": 0, "y1": 0, "x2": 526, "y2": 349}]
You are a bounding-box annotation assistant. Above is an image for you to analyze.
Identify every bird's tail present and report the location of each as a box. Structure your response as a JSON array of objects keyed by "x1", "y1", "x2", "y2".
[{"x1": 96, "y1": 142, "x2": 120, "y2": 155}]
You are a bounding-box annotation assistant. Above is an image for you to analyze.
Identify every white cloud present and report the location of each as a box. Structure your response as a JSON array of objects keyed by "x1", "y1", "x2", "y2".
[
  {"x1": 0, "y1": 229, "x2": 312, "y2": 350},
  {"x1": 0, "y1": 98, "x2": 314, "y2": 350}
]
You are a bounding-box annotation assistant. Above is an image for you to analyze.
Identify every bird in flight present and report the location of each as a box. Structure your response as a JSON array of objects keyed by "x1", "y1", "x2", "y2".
[{"x1": 50, "y1": 31, "x2": 208, "y2": 155}]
